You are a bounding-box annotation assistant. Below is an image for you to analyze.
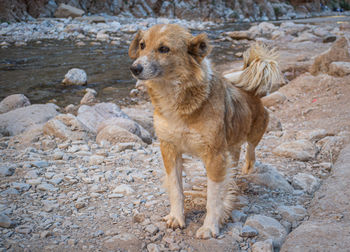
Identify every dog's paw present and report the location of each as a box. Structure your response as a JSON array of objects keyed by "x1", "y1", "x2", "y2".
[
  {"x1": 196, "y1": 224, "x2": 220, "y2": 239},
  {"x1": 163, "y1": 214, "x2": 185, "y2": 229}
]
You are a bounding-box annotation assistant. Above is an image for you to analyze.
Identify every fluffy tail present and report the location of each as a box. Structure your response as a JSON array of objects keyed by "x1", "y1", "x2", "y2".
[{"x1": 235, "y1": 43, "x2": 284, "y2": 97}]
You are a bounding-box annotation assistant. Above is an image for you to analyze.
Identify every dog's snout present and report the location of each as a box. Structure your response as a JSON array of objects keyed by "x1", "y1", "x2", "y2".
[{"x1": 130, "y1": 64, "x2": 143, "y2": 76}]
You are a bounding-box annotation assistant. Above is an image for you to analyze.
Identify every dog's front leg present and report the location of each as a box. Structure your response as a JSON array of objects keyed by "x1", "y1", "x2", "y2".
[
  {"x1": 196, "y1": 151, "x2": 227, "y2": 239},
  {"x1": 160, "y1": 141, "x2": 185, "y2": 229}
]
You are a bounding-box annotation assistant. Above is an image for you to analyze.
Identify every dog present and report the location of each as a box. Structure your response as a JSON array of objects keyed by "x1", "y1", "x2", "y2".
[{"x1": 128, "y1": 24, "x2": 283, "y2": 239}]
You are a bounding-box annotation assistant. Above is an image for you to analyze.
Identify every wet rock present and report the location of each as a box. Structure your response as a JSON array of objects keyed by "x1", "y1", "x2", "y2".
[
  {"x1": 261, "y1": 91, "x2": 287, "y2": 108},
  {"x1": 97, "y1": 125, "x2": 144, "y2": 146},
  {"x1": 292, "y1": 173, "x2": 320, "y2": 194},
  {"x1": 0, "y1": 214, "x2": 13, "y2": 228},
  {"x1": 243, "y1": 162, "x2": 294, "y2": 192},
  {"x1": 240, "y1": 225, "x2": 258, "y2": 237},
  {"x1": 310, "y1": 36, "x2": 350, "y2": 75},
  {"x1": 113, "y1": 184, "x2": 134, "y2": 195},
  {"x1": 44, "y1": 113, "x2": 92, "y2": 141},
  {"x1": 54, "y1": 4, "x2": 84, "y2": 18},
  {"x1": 245, "y1": 215, "x2": 287, "y2": 249},
  {"x1": 80, "y1": 88, "x2": 97, "y2": 105},
  {"x1": 273, "y1": 139, "x2": 316, "y2": 161},
  {"x1": 277, "y1": 205, "x2": 307, "y2": 223},
  {"x1": 98, "y1": 117, "x2": 152, "y2": 144},
  {"x1": 0, "y1": 94, "x2": 30, "y2": 114},
  {"x1": 0, "y1": 104, "x2": 59, "y2": 136},
  {"x1": 0, "y1": 165, "x2": 15, "y2": 176},
  {"x1": 62, "y1": 68, "x2": 87, "y2": 85},
  {"x1": 252, "y1": 239, "x2": 274, "y2": 252},
  {"x1": 328, "y1": 61, "x2": 350, "y2": 77},
  {"x1": 77, "y1": 103, "x2": 128, "y2": 133}
]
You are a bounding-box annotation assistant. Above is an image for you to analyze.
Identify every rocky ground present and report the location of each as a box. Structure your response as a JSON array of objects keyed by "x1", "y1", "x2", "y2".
[{"x1": 1, "y1": 18, "x2": 350, "y2": 252}]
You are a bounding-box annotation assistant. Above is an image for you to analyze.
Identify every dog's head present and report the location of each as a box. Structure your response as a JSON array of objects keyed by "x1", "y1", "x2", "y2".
[{"x1": 128, "y1": 24, "x2": 212, "y2": 81}]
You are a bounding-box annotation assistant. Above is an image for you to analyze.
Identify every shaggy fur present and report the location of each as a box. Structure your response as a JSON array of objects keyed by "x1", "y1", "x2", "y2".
[{"x1": 128, "y1": 24, "x2": 283, "y2": 239}]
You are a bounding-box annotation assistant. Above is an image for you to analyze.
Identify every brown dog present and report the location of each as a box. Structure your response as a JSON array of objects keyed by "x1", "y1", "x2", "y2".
[{"x1": 129, "y1": 24, "x2": 282, "y2": 239}]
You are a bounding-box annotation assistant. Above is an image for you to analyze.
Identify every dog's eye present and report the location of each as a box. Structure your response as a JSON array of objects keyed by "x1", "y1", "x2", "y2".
[
  {"x1": 158, "y1": 46, "x2": 170, "y2": 53},
  {"x1": 140, "y1": 42, "x2": 145, "y2": 50}
]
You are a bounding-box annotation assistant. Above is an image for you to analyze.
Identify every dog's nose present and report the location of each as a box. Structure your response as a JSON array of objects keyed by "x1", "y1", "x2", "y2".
[{"x1": 130, "y1": 64, "x2": 143, "y2": 76}]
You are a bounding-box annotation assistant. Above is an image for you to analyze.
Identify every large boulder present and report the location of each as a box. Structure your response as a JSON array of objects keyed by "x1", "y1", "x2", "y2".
[
  {"x1": 0, "y1": 94, "x2": 30, "y2": 114},
  {"x1": 43, "y1": 113, "x2": 93, "y2": 141},
  {"x1": 54, "y1": 4, "x2": 84, "y2": 18},
  {"x1": 96, "y1": 125, "x2": 144, "y2": 146},
  {"x1": 0, "y1": 104, "x2": 59, "y2": 136},
  {"x1": 310, "y1": 36, "x2": 350, "y2": 75},
  {"x1": 62, "y1": 68, "x2": 87, "y2": 85},
  {"x1": 328, "y1": 61, "x2": 350, "y2": 77},
  {"x1": 77, "y1": 103, "x2": 128, "y2": 134}
]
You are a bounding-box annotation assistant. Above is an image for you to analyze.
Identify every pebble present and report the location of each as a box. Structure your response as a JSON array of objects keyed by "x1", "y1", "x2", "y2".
[
  {"x1": 40, "y1": 231, "x2": 52, "y2": 238},
  {"x1": 277, "y1": 205, "x2": 307, "y2": 223},
  {"x1": 37, "y1": 183, "x2": 59, "y2": 192},
  {"x1": 252, "y1": 239, "x2": 274, "y2": 252},
  {"x1": 89, "y1": 155, "x2": 104, "y2": 165},
  {"x1": 292, "y1": 173, "x2": 320, "y2": 194},
  {"x1": 145, "y1": 224, "x2": 159, "y2": 235},
  {"x1": 11, "y1": 182, "x2": 31, "y2": 191},
  {"x1": 0, "y1": 165, "x2": 15, "y2": 176},
  {"x1": 240, "y1": 225, "x2": 259, "y2": 237},
  {"x1": 108, "y1": 193, "x2": 124, "y2": 199},
  {"x1": 147, "y1": 243, "x2": 160, "y2": 252},
  {"x1": 31, "y1": 160, "x2": 49, "y2": 168},
  {"x1": 232, "y1": 210, "x2": 247, "y2": 223},
  {"x1": 113, "y1": 184, "x2": 134, "y2": 195},
  {"x1": 15, "y1": 225, "x2": 32, "y2": 234},
  {"x1": 0, "y1": 214, "x2": 13, "y2": 228}
]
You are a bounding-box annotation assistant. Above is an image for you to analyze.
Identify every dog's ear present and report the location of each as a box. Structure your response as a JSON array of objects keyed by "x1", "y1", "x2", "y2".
[
  {"x1": 188, "y1": 33, "x2": 212, "y2": 62},
  {"x1": 129, "y1": 30, "x2": 144, "y2": 59}
]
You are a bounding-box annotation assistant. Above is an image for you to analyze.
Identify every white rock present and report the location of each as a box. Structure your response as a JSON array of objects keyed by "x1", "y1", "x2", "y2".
[
  {"x1": 89, "y1": 155, "x2": 104, "y2": 165},
  {"x1": 54, "y1": 4, "x2": 84, "y2": 18},
  {"x1": 329, "y1": 61, "x2": 350, "y2": 77},
  {"x1": 277, "y1": 205, "x2": 307, "y2": 223},
  {"x1": 113, "y1": 184, "x2": 134, "y2": 195},
  {"x1": 273, "y1": 139, "x2": 316, "y2": 161},
  {"x1": 296, "y1": 129, "x2": 329, "y2": 142},
  {"x1": 292, "y1": 173, "x2": 320, "y2": 194},
  {"x1": 0, "y1": 94, "x2": 30, "y2": 114},
  {"x1": 252, "y1": 239, "x2": 274, "y2": 252},
  {"x1": 37, "y1": 183, "x2": 58, "y2": 192},
  {"x1": 62, "y1": 68, "x2": 87, "y2": 85},
  {"x1": 0, "y1": 166, "x2": 15, "y2": 176}
]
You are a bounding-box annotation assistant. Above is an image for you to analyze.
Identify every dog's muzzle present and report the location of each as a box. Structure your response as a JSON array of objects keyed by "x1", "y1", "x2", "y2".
[{"x1": 130, "y1": 64, "x2": 143, "y2": 77}]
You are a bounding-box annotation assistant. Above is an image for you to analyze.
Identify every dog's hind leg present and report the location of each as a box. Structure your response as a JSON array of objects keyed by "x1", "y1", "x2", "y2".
[
  {"x1": 161, "y1": 141, "x2": 185, "y2": 229},
  {"x1": 242, "y1": 142, "x2": 257, "y2": 174},
  {"x1": 196, "y1": 150, "x2": 227, "y2": 239}
]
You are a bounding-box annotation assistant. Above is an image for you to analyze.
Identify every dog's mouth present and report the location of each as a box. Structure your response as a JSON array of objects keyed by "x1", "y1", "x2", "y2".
[{"x1": 130, "y1": 63, "x2": 162, "y2": 81}]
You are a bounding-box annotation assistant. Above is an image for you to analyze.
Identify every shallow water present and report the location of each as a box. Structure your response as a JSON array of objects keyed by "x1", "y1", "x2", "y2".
[{"x1": 0, "y1": 22, "x2": 250, "y2": 107}]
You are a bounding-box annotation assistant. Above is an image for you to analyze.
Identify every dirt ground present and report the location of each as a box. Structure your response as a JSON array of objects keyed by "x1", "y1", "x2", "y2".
[{"x1": 1, "y1": 20, "x2": 350, "y2": 252}]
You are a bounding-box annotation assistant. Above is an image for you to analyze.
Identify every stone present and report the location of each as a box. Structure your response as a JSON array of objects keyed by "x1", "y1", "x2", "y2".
[
  {"x1": 43, "y1": 113, "x2": 92, "y2": 141},
  {"x1": 103, "y1": 233, "x2": 141, "y2": 251},
  {"x1": 89, "y1": 155, "x2": 104, "y2": 165},
  {"x1": 231, "y1": 210, "x2": 247, "y2": 223},
  {"x1": 252, "y1": 239, "x2": 274, "y2": 252},
  {"x1": 295, "y1": 129, "x2": 329, "y2": 142},
  {"x1": 240, "y1": 225, "x2": 258, "y2": 237},
  {"x1": 41, "y1": 231, "x2": 52, "y2": 238},
  {"x1": 277, "y1": 205, "x2": 307, "y2": 223},
  {"x1": 245, "y1": 215, "x2": 287, "y2": 248},
  {"x1": 96, "y1": 32, "x2": 109, "y2": 41},
  {"x1": 37, "y1": 183, "x2": 58, "y2": 192},
  {"x1": 77, "y1": 103, "x2": 129, "y2": 133},
  {"x1": 15, "y1": 225, "x2": 32, "y2": 234},
  {"x1": 243, "y1": 162, "x2": 294, "y2": 192},
  {"x1": 80, "y1": 89, "x2": 96, "y2": 105},
  {"x1": 0, "y1": 165, "x2": 15, "y2": 176},
  {"x1": 113, "y1": 184, "x2": 134, "y2": 195},
  {"x1": 266, "y1": 111, "x2": 283, "y2": 132},
  {"x1": 147, "y1": 243, "x2": 160, "y2": 252},
  {"x1": 11, "y1": 182, "x2": 31, "y2": 191},
  {"x1": 328, "y1": 61, "x2": 350, "y2": 77},
  {"x1": 96, "y1": 125, "x2": 144, "y2": 146},
  {"x1": 54, "y1": 4, "x2": 84, "y2": 18},
  {"x1": 273, "y1": 139, "x2": 316, "y2": 161},
  {"x1": 0, "y1": 94, "x2": 30, "y2": 114},
  {"x1": 292, "y1": 31, "x2": 321, "y2": 43},
  {"x1": 98, "y1": 117, "x2": 152, "y2": 144},
  {"x1": 310, "y1": 36, "x2": 350, "y2": 75},
  {"x1": 0, "y1": 214, "x2": 13, "y2": 228},
  {"x1": 62, "y1": 68, "x2": 87, "y2": 85},
  {"x1": 145, "y1": 224, "x2": 159, "y2": 235},
  {"x1": 31, "y1": 160, "x2": 49, "y2": 168},
  {"x1": 261, "y1": 92, "x2": 287, "y2": 108},
  {"x1": 121, "y1": 107, "x2": 155, "y2": 137},
  {"x1": 226, "y1": 30, "x2": 254, "y2": 40},
  {"x1": 0, "y1": 104, "x2": 59, "y2": 136},
  {"x1": 292, "y1": 173, "x2": 320, "y2": 194}
]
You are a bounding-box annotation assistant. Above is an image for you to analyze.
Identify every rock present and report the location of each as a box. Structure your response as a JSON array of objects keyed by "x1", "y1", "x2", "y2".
[
  {"x1": 0, "y1": 94, "x2": 30, "y2": 114},
  {"x1": 15, "y1": 225, "x2": 32, "y2": 234},
  {"x1": 98, "y1": 117, "x2": 152, "y2": 144},
  {"x1": 89, "y1": 155, "x2": 104, "y2": 165},
  {"x1": 261, "y1": 92, "x2": 287, "y2": 108},
  {"x1": 0, "y1": 165, "x2": 15, "y2": 176},
  {"x1": 240, "y1": 225, "x2": 258, "y2": 237},
  {"x1": 266, "y1": 111, "x2": 283, "y2": 132},
  {"x1": 252, "y1": 239, "x2": 274, "y2": 252},
  {"x1": 296, "y1": 129, "x2": 329, "y2": 142},
  {"x1": 226, "y1": 30, "x2": 254, "y2": 40},
  {"x1": 277, "y1": 205, "x2": 307, "y2": 223},
  {"x1": 328, "y1": 61, "x2": 350, "y2": 77},
  {"x1": 292, "y1": 31, "x2": 321, "y2": 43},
  {"x1": 273, "y1": 139, "x2": 316, "y2": 161},
  {"x1": 310, "y1": 36, "x2": 350, "y2": 75},
  {"x1": 280, "y1": 22, "x2": 307, "y2": 35},
  {"x1": 62, "y1": 68, "x2": 87, "y2": 85},
  {"x1": 80, "y1": 89, "x2": 97, "y2": 105},
  {"x1": 145, "y1": 224, "x2": 159, "y2": 235},
  {"x1": 243, "y1": 162, "x2": 294, "y2": 192},
  {"x1": 96, "y1": 32, "x2": 109, "y2": 41},
  {"x1": 121, "y1": 107, "x2": 154, "y2": 137},
  {"x1": 113, "y1": 184, "x2": 134, "y2": 195},
  {"x1": 0, "y1": 214, "x2": 13, "y2": 228},
  {"x1": 0, "y1": 104, "x2": 59, "y2": 136},
  {"x1": 41, "y1": 231, "x2": 52, "y2": 238},
  {"x1": 103, "y1": 233, "x2": 141, "y2": 251},
  {"x1": 323, "y1": 35, "x2": 337, "y2": 43},
  {"x1": 31, "y1": 160, "x2": 49, "y2": 168},
  {"x1": 96, "y1": 125, "x2": 144, "y2": 146},
  {"x1": 77, "y1": 103, "x2": 128, "y2": 133},
  {"x1": 245, "y1": 215, "x2": 287, "y2": 249},
  {"x1": 11, "y1": 182, "x2": 31, "y2": 191},
  {"x1": 43, "y1": 113, "x2": 92, "y2": 141},
  {"x1": 231, "y1": 210, "x2": 247, "y2": 223},
  {"x1": 292, "y1": 173, "x2": 320, "y2": 194},
  {"x1": 147, "y1": 243, "x2": 160, "y2": 252},
  {"x1": 54, "y1": 4, "x2": 84, "y2": 18},
  {"x1": 37, "y1": 183, "x2": 58, "y2": 192},
  {"x1": 75, "y1": 202, "x2": 85, "y2": 209}
]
